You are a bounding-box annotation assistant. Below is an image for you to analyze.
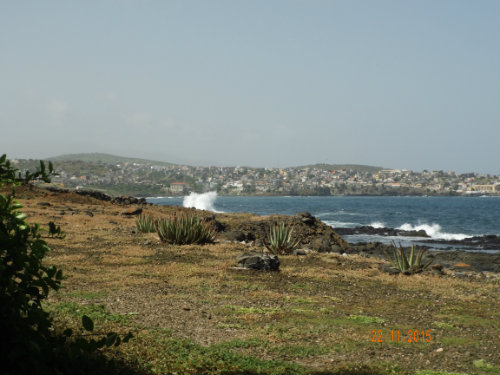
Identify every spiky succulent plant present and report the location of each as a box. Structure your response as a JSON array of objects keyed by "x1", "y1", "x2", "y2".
[
  {"x1": 136, "y1": 214, "x2": 156, "y2": 233},
  {"x1": 386, "y1": 244, "x2": 433, "y2": 274},
  {"x1": 155, "y1": 215, "x2": 216, "y2": 245},
  {"x1": 264, "y1": 222, "x2": 301, "y2": 255}
]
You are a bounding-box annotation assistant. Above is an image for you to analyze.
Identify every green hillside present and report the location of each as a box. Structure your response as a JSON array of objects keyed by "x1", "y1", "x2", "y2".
[
  {"x1": 297, "y1": 163, "x2": 384, "y2": 173},
  {"x1": 48, "y1": 153, "x2": 174, "y2": 166}
]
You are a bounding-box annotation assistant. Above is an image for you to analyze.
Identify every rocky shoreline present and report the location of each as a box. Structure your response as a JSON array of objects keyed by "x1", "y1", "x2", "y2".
[
  {"x1": 334, "y1": 225, "x2": 500, "y2": 250},
  {"x1": 327, "y1": 225, "x2": 500, "y2": 273},
  {"x1": 36, "y1": 187, "x2": 500, "y2": 274},
  {"x1": 214, "y1": 212, "x2": 500, "y2": 273}
]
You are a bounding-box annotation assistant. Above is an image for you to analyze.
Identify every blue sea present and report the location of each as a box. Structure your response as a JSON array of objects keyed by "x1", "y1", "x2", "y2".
[{"x1": 147, "y1": 193, "x2": 500, "y2": 252}]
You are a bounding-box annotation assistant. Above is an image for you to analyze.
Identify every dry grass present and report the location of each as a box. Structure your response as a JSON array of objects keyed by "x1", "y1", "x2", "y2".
[{"x1": 12, "y1": 187, "x2": 500, "y2": 375}]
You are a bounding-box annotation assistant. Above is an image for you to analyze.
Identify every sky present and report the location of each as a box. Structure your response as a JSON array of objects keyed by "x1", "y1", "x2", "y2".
[{"x1": 1, "y1": 1, "x2": 499, "y2": 174}]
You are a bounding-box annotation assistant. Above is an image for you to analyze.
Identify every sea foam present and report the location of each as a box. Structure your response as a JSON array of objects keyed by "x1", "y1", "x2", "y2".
[
  {"x1": 397, "y1": 223, "x2": 471, "y2": 241},
  {"x1": 183, "y1": 191, "x2": 220, "y2": 212}
]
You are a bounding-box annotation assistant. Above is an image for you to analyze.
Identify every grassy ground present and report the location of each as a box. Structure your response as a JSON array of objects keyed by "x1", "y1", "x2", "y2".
[{"x1": 16, "y1": 187, "x2": 500, "y2": 375}]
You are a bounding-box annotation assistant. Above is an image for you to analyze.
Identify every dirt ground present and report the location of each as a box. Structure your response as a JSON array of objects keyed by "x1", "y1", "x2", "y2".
[{"x1": 11, "y1": 186, "x2": 500, "y2": 375}]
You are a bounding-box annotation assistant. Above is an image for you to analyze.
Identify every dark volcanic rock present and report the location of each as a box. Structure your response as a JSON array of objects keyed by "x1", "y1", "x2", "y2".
[
  {"x1": 421, "y1": 235, "x2": 500, "y2": 250},
  {"x1": 350, "y1": 241, "x2": 500, "y2": 273},
  {"x1": 44, "y1": 186, "x2": 148, "y2": 205},
  {"x1": 295, "y1": 211, "x2": 316, "y2": 225},
  {"x1": 236, "y1": 253, "x2": 280, "y2": 271},
  {"x1": 204, "y1": 215, "x2": 226, "y2": 232},
  {"x1": 220, "y1": 214, "x2": 350, "y2": 252},
  {"x1": 334, "y1": 225, "x2": 429, "y2": 238},
  {"x1": 121, "y1": 207, "x2": 143, "y2": 216}
]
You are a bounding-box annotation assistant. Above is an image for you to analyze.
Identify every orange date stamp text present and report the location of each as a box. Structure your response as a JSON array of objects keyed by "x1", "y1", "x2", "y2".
[{"x1": 370, "y1": 329, "x2": 432, "y2": 343}]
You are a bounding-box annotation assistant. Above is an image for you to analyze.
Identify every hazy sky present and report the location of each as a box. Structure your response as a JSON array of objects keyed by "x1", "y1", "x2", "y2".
[{"x1": 1, "y1": 1, "x2": 498, "y2": 173}]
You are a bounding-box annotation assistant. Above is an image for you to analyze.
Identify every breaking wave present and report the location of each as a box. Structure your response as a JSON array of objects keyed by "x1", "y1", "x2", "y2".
[
  {"x1": 183, "y1": 191, "x2": 220, "y2": 212},
  {"x1": 397, "y1": 223, "x2": 471, "y2": 241}
]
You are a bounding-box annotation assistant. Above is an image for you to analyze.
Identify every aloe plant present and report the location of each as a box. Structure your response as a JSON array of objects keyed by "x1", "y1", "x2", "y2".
[
  {"x1": 155, "y1": 215, "x2": 216, "y2": 245},
  {"x1": 386, "y1": 244, "x2": 433, "y2": 274},
  {"x1": 136, "y1": 214, "x2": 156, "y2": 233},
  {"x1": 264, "y1": 223, "x2": 301, "y2": 255}
]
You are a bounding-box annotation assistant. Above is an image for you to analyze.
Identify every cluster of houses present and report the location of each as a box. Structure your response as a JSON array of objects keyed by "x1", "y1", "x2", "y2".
[{"x1": 35, "y1": 160, "x2": 500, "y2": 196}]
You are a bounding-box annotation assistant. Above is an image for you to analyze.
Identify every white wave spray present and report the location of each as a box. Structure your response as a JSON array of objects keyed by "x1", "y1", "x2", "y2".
[
  {"x1": 370, "y1": 221, "x2": 385, "y2": 228},
  {"x1": 183, "y1": 191, "x2": 220, "y2": 212},
  {"x1": 397, "y1": 223, "x2": 471, "y2": 241}
]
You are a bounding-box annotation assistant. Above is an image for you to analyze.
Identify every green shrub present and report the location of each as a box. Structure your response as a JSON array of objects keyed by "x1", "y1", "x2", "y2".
[
  {"x1": 155, "y1": 215, "x2": 216, "y2": 244},
  {"x1": 1, "y1": 154, "x2": 132, "y2": 374},
  {"x1": 264, "y1": 222, "x2": 301, "y2": 255},
  {"x1": 385, "y1": 244, "x2": 433, "y2": 274},
  {"x1": 136, "y1": 213, "x2": 155, "y2": 233}
]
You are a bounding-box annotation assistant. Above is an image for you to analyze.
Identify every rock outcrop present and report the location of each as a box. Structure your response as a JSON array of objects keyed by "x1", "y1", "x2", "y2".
[{"x1": 236, "y1": 253, "x2": 280, "y2": 271}]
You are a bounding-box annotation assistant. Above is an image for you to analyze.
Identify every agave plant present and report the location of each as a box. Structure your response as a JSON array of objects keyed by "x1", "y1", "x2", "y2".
[
  {"x1": 155, "y1": 215, "x2": 216, "y2": 245},
  {"x1": 386, "y1": 244, "x2": 433, "y2": 274},
  {"x1": 264, "y1": 222, "x2": 301, "y2": 255},
  {"x1": 136, "y1": 214, "x2": 156, "y2": 233}
]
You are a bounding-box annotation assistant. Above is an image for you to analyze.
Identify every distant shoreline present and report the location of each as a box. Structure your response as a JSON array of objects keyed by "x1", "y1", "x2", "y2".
[{"x1": 147, "y1": 191, "x2": 500, "y2": 198}]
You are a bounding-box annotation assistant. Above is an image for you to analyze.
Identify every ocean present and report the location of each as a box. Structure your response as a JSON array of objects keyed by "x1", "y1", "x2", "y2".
[{"x1": 147, "y1": 193, "x2": 500, "y2": 252}]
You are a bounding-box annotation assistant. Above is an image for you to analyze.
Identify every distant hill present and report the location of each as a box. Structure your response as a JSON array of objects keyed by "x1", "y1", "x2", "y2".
[
  {"x1": 48, "y1": 153, "x2": 174, "y2": 167},
  {"x1": 47, "y1": 154, "x2": 384, "y2": 172},
  {"x1": 297, "y1": 163, "x2": 384, "y2": 173}
]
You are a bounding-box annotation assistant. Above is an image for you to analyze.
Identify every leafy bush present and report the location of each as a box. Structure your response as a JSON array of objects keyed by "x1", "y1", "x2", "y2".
[
  {"x1": 385, "y1": 244, "x2": 433, "y2": 274},
  {"x1": 0, "y1": 154, "x2": 132, "y2": 374},
  {"x1": 136, "y1": 214, "x2": 156, "y2": 233},
  {"x1": 155, "y1": 215, "x2": 216, "y2": 244},
  {"x1": 264, "y1": 222, "x2": 301, "y2": 255}
]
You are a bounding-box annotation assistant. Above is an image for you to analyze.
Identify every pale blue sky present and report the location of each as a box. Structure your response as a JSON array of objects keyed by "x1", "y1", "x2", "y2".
[{"x1": 1, "y1": 1, "x2": 498, "y2": 173}]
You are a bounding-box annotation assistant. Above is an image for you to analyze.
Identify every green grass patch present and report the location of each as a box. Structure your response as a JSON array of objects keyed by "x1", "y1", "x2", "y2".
[
  {"x1": 473, "y1": 359, "x2": 500, "y2": 373},
  {"x1": 433, "y1": 321, "x2": 455, "y2": 330},
  {"x1": 346, "y1": 314, "x2": 386, "y2": 324},
  {"x1": 133, "y1": 331, "x2": 307, "y2": 375},
  {"x1": 66, "y1": 290, "x2": 108, "y2": 300},
  {"x1": 49, "y1": 302, "x2": 132, "y2": 324}
]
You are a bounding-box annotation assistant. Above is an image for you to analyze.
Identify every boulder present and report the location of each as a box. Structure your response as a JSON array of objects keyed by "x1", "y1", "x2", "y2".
[
  {"x1": 236, "y1": 253, "x2": 280, "y2": 271},
  {"x1": 296, "y1": 211, "x2": 316, "y2": 225}
]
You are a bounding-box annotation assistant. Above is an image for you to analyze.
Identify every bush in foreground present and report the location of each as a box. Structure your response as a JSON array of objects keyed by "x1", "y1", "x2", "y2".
[{"x1": 1, "y1": 154, "x2": 133, "y2": 374}]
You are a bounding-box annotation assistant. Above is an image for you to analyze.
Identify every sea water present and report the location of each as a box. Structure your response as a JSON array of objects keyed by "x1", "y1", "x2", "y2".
[{"x1": 147, "y1": 193, "x2": 500, "y2": 251}]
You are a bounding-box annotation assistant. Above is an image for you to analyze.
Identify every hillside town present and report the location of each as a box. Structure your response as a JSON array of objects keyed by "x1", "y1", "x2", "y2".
[{"x1": 12, "y1": 157, "x2": 500, "y2": 197}]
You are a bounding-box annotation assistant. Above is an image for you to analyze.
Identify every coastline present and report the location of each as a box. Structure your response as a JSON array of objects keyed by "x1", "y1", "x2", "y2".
[{"x1": 39, "y1": 186, "x2": 500, "y2": 272}]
